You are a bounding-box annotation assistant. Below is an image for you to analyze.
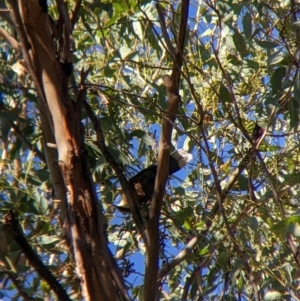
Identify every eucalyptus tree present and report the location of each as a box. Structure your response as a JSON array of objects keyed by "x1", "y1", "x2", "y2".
[{"x1": 0, "y1": 0, "x2": 300, "y2": 300}]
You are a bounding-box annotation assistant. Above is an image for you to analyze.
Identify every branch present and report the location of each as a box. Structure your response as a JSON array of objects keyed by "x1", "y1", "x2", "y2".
[
  {"x1": 7, "y1": 272, "x2": 34, "y2": 301},
  {"x1": 158, "y1": 234, "x2": 203, "y2": 280},
  {"x1": 3, "y1": 211, "x2": 71, "y2": 301},
  {"x1": 255, "y1": 150, "x2": 300, "y2": 267},
  {"x1": 181, "y1": 270, "x2": 198, "y2": 301},
  {"x1": 144, "y1": 75, "x2": 181, "y2": 300},
  {"x1": 144, "y1": 1, "x2": 190, "y2": 299},
  {"x1": 10, "y1": 121, "x2": 46, "y2": 163},
  {"x1": 8, "y1": 0, "x2": 54, "y2": 133},
  {"x1": 70, "y1": 0, "x2": 82, "y2": 29},
  {"x1": 82, "y1": 100, "x2": 146, "y2": 238},
  {"x1": 0, "y1": 27, "x2": 21, "y2": 53},
  {"x1": 157, "y1": 179, "x2": 260, "y2": 281},
  {"x1": 156, "y1": 4, "x2": 175, "y2": 56},
  {"x1": 0, "y1": 8, "x2": 15, "y2": 26}
]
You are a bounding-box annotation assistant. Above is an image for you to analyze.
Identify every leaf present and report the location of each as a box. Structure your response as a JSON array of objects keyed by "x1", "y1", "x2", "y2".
[
  {"x1": 0, "y1": 111, "x2": 27, "y2": 122},
  {"x1": 232, "y1": 29, "x2": 247, "y2": 57},
  {"x1": 107, "y1": 145, "x2": 131, "y2": 165},
  {"x1": 248, "y1": 217, "x2": 258, "y2": 231},
  {"x1": 199, "y1": 45, "x2": 211, "y2": 62},
  {"x1": 129, "y1": 129, "x2": 153, "y2": 145},
  {"x1": 238, "y1": 174, "x2": 248, "y2": 190},
  {"x1": 183, "y1": 219, "x2": 191, "y2": 230},
  {"x1": 219, "y1": 84, "x2": 232, "y2": 103},
  {"x1": 32, "y1": 193, "x2": 49, "y2": 215},
  {"x1": 291, "y1": 21, "x2": 300, "y2": 29},
  {"x1": 264, "y1": 290, "x2": 282, "y2": 300},
  {"x1": 27, "y1": 169, "x2": 49, "y2": 185},
  {"x1": 281, "y1": 171, "x2": 300, "y2": 185},
  {"x1": 271, "y1": 216, "x2": 300, "y2": 237},
  {"x1": 244, "y1": 59, "x2": 259, "y2": 68},
  {"x1": 228, "y1": 54, "x2": 242, "y2": 66},
  {"x1": 198, "y1": 245, "x2": 209, "y2": 256},
  {"x1": 289, "y1": 97, "x2": 299, "y2": 128},
  {"x1": 39, "y1": 235, "x2": 60, "y2": 246},
  {"x1": 174, "y1": 187, "x2": 185, "y2": 195},
  {"x1": 242, "y1": 12, "x2": 252, "y2": 39},
  {"x1": 271, "y1": 67, "x2": 286, "y2": 94},
  {"x1": 255, "y1": 40, "x2": 280, "y2": 49},
  {"x1": 267, "y1": 50, "x2": 285, "y2": 65},
  {"x1": 119, "y1": 46, "x2": 133, "y2": 59}
]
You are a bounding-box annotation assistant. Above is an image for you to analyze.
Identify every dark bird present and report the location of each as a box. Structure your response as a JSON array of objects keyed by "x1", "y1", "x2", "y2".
[{"x1": 113, "y1": 149, "x2": 193, "y2": 213}]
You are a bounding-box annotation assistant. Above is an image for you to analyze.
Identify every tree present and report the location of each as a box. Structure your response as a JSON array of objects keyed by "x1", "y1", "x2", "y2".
[{"x1": 1, "y1": 0, "x2": 300, "y2": 300}]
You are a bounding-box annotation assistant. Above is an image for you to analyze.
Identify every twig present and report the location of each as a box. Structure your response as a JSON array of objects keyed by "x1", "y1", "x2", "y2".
[
  {"x1": 156, "y1": 4, "x2": 175, "y2": 56},
  {"x1": 10, "y1": 121, "x2": 46, "y2": 163},
  {"x1": 3, "y1": 211, "x2": 71, "y2": 301},
  {"x1": 70, "y1": 0, "x2": 82, "y2": 29},
  {"x1": 181, "y1": 269, "x2": 198, "y2": 301},
  {"x1": 82, "y1": 100, "x2": 146, "y2": 238},
  {"x1": 0, "y1": 27, "x2": 21, "y2": 53},
  {"x1": 7, "y1": 272, "x2": 34, "y2": 301}
]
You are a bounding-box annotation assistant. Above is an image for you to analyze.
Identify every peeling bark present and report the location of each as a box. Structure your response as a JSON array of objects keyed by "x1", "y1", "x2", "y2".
[{"x1": 8, "y1": 1, "x2": 129, "y2": 300}]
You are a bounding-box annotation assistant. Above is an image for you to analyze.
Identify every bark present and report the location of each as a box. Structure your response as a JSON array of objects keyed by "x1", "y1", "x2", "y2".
[
  {"x1": 144, "y1": 1, "x2": 190, "y2": 300},
  {"x1": 7, "y1": 1, "x2": 129, "y2": 300}
]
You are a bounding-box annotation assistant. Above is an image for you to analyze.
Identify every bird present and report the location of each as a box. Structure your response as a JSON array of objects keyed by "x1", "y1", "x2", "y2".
[{"x1": 113, "y1": 149, "x2": 193, "y2": 213}]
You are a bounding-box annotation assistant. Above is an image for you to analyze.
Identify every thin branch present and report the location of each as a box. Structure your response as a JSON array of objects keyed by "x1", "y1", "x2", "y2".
[
  {"x1": 10, "y1": 121, "x2": 46, "y2": 162},
  {"x1": 7, "y1": 272, "x2": 34, "y2": 301},
  {"x1": 156, "y1": 4, "x2": 175, "y2": 56},
  {"x1": 255, "y1": 150, "x2": 300, "y2": 268},
  {"x1": 70, "y1": 0, "x2": 82, "y2": 29},
  {"x1": 181, "y1": 269, "x2": 198, "y2": 301},
  {"x1": 8, "y1": 0, "x2": 54, "y2": 133},
  {"x1": 3, "y1": 211, "x2": 71, "y2": 301},
  {"x1": 82, "y1": 99, "x2": 146, "y2": 238},
  {"x1": 0, "y1": 27, "x2": 21, "y2": 53},
  {"x1": 55, "y1": 0, "x2": 72, "y2": 34},
  {"x1": 158, "y1": 234, "x2": 202, "y2": 280},
  {"x1": 0, "y1": 8, "x2": 15, "y2": 26}
]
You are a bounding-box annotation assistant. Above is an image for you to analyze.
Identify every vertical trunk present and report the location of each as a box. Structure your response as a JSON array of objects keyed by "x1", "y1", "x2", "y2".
[{"x1": 9, "y1": 0, "x2": 129, "y2": 300}]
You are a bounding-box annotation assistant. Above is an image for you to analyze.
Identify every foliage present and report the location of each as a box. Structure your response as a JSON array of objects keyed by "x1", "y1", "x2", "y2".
[{"x1": 1, "y1": 0, "x2": 300, "y2": 300}]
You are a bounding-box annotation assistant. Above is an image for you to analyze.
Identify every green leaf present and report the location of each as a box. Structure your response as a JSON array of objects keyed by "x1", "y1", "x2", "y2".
[
  {"x1": 183, "y1": 220, "x2": 192, "y2": 230},
  {"x1": 264, "y1": 290, "x2": 282, "y2": 300},
  {"x1": 238, "y1": 174, "x2": 248, "y2": 190},
  {"x1": 244, "y1": 59, "x2": 259, "y2": 68},
  {"x1": 33, "y1": 193, "x2": 49, "y2": 215},
  {"x1": 174, "y1": 187, "x2": 185, "y2": 195},
  {"x1": 271, "y1": 67, "x2": 286, "y2": 94},
  {"x1": 219, "y1": 84, "x2": 232, "y2": 103},
  {"x1": 228, "y1": 54, "x2": 242, "y2": 66},
  {"x1": 267, "y1": 50, "x2": 286, "y2": 65},
  {"x1": 248, "y1": 217, "x2": 258, "y2": 231},
  {"x1": 242, "y1": 12, "x2": 252, "y2": 39},
  {"x1": 129, "y1": 129, "x2": 153, "y2": 145},
  {"x1": 232, "y1": 29, "x2": 247, "y2": 57},
  {"x1": 198, "y1": 245, "x2": 209, "y2": 256},
  {"x1": 0, "y1": 111, "x2": 27, "y2": 122},
  {"x1": 271, "y1": 216, "x2": 300, "y2": 237},
  {"x1": 29, "y1": 169, "x2": 49, "y2": 185},
  {"x1": 289, "y1": 97, "x2": 299, "y2": 128},
  {"x1": 39, "y1": 235, "x2": 60, "y2": 246},
  {"x1": 291, "y1": 21, "x2": 300, "y2": 29},
  {"x1": 119, "y1": 46, "x2": 133, "y2": 59},
  {"x1": 255, "y1": 40, "x2": 280, "y2": 49},
  {"x1": 282, "y1": 171, "x2": 300, "y2": 185}
]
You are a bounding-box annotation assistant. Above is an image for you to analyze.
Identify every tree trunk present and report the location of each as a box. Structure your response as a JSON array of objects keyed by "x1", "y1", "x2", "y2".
[{"x1": 9, "y1": 0, "x2": 129, "y2": 300}]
